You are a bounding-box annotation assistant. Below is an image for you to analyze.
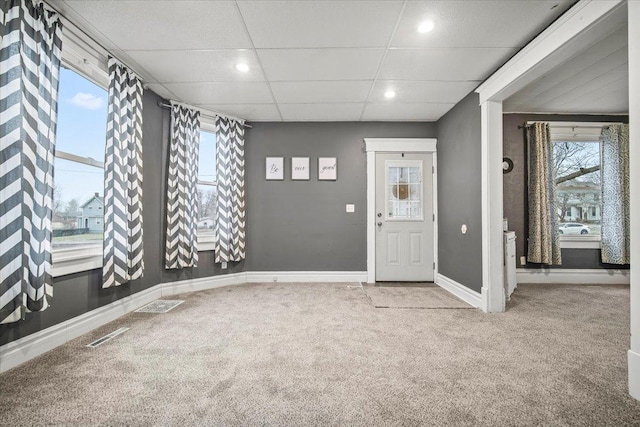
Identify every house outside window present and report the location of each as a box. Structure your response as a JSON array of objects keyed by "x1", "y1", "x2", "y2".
[
  {"x1": 197, "y1": 125, "x2": 217, "y2": 250},
  {"x1": 52, "y1": 66, "x2": 108, "y2": 275},
  {"x1": 551, "y1": 123, "x2": 604, "y2": 248}
]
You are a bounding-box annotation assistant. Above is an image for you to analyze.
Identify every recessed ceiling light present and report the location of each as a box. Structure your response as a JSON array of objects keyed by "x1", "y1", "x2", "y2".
[
  {"x1": 235, "y1": 63, "x2": 249, "y2": 72},
  {"x1": 384, "y1": 90, "x2": 396, "y2": 99},
  {"x1": 417, "y1": 20, "x2": 435, "y2": 33}
]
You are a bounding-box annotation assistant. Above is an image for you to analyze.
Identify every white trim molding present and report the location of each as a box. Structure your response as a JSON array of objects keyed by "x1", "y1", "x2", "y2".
[
  {"x1": 476, "y1": 0, "x2": 625, "y2": 104},
  {"x1": 52, "y1": 247, "x2": 102, "y2": 277},
  {"x1": 363, "y1": 138, "x2": 438, "y2": 284},
  {"x1": 628, "y1": 0, "x2": 640, "y2": 401},
  {"x1": 0, "y1": 271, "x2": 367, "y2": 373},
  {"x1": 516, "y1": 268, "x2": 630, "y2": 285},
  {"x1": 436, "y1": 274, "x2": 482, "y2": 309},
  {"x1": 245, "y1": 271, "x2": 367, "y2": 283},
  {"x1": 0, "y1": 285, "x2": 162, "y2": 373}
]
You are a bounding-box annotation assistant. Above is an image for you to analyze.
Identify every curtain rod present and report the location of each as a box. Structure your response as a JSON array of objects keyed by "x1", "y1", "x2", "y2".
[
  {"x1": 158, "y1": 101, "x2": 252, "y2": 128},
  {"x1": 517, "y1": 122, "x2": 621, "y2": 130}
]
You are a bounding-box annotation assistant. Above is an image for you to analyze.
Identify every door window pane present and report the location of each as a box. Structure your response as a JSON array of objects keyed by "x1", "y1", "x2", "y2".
[{"x1": 386, "y1": 163, "x2": 422, "y2": 220}]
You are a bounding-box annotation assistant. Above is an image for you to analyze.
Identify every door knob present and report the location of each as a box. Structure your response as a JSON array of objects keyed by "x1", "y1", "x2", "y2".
[{"x1": 377, "y1": 222, "x2": 382, "y2": 227}]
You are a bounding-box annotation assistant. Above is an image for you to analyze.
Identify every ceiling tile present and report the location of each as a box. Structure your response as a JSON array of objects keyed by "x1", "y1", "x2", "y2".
[
  {"x1": 62, "y1": 1, "x2": 252, "y2": 50},
  {"x1": 369, "y1": 80, "x2": 478, "y2": 103},
  {"x1": 162, "y1": 82, "x2": 274, "y2": 105},
  {"x1": 392, "y1": 1, "x2": 574, "y2": 48},
  {"x1": 270, "y1": 81, "x2": 372, "y2": 103},
  {"x1": 199, "y1": 104, "x2": 282, "y2": 122},
  {"x1": 379, "y1": 48, "x2": 516, "y2": 81},
  {"x1": 123, "y1": 50, "x2": 265, "y2": 83},
  {"x1": 258, "y1": 49, "x2": 385, "y2": 81},
  {"x1": 278, "y1": 103, "x2": 364, "y2": 121},
  {"x1": 361, "y1": 103, "x2": 454, "y2": 121},
  {"x1": 237, "y1": 1, "x2": 402, "y2": 48}
]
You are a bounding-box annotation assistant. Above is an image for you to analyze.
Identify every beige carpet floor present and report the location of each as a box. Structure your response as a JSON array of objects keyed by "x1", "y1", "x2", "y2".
[
  {"x1": 1, "y1": 282, "x2": 640, "y2": 426},
  {"x1": 364, "y1": 284, "x2": 473, "y2": 308}
]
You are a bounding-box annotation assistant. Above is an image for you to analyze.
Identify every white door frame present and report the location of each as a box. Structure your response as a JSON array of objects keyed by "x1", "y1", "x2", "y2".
[{"x1": 364, "y1": 138, "x2": 438, "y2": 284}]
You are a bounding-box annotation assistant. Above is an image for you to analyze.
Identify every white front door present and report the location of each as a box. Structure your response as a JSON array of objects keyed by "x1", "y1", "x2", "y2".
[{"x1": 375, "y1": 153, "x2": 434, "y2": 281}]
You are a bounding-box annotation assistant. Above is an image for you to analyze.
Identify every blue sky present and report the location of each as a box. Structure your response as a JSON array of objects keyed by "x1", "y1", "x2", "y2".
[{"x1": 55, "y1": 68, "x2": 216, "y2": 209}]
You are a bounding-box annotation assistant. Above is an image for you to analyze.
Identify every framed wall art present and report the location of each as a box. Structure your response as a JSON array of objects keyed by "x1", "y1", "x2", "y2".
[
  {"x1": 318, "y1": 157, "x2": 337, "y2": 181},
  {"x1": 266, "y1": 157, "x2": 284, "y2": 180},
  {"x1": 291, "y1": 157, "x2": 310, "y2": 180}
]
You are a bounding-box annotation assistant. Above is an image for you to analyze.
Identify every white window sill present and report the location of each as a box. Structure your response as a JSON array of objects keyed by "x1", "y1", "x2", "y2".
[
  {"x1": 198, "y1": 236, "x2": 216, "y2": 252},
  {"x1": 559, "y1": 236, "x2": 601, "y2": 249},
  {"x1": 51, "y1": 236, "x2": 217, "y2": 277},
  {"x1": 52, "y1": 246, "x2": 102, "y2": 277}
]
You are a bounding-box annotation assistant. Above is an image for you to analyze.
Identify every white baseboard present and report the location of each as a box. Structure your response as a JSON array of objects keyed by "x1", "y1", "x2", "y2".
[
  {"x1": 436, "y1": 273, "x2": 482, "y2": 309},
  {"x1": 245, "y1": 271, "x2": 368, "y2": 283},
  {"x1": 0, "y1": 285, "x2": 161, "y2": 373},
  {"x1": 516, "y1": 268, "x2": 630, "y2": 284},
  {"x1": 161, "y1": 272, "x2": 246, "y2": 296},
  {"x1": 0, "y1": 270, "x2": 366, "y2": 373},
  {"x1": 630, "y1": 349, "x2": 640, "y2": 400}
]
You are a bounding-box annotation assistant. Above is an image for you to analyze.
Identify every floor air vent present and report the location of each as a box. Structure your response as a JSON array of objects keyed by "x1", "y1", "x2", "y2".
[
  {"x1": 135, "y1": 300, "x2": 184, "y2": 314},
  {"x1": 86, "y1": 327, "x2": 129, "y2": 348}
]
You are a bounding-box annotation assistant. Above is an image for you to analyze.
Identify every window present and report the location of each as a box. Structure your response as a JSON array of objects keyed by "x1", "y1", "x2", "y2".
[
  {"x1": 52, "y1": 66, "x2": 108, "y2": 274},
  {"x1": 551, "y1": 123, "x2": 603, "y2": 248},
  {"x1": 197, "y1": 126, "x2": 217, "y2": 250}
]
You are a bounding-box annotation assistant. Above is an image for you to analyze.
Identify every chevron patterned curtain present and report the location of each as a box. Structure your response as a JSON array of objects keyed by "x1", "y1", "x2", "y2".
[
  {"x1": 214, "y1": 117, "x2": 246, "y2": 263},
  {"x1": 102, "y1": 58, "x2": 144, "y2": 288},
  {"x1": 601, "y1": 124, "x2": 630, "y2": 265},
  {"x1": 165, "y1": 105, "x2": 200, "y2": 269},
  {"x1": 0, "y1": 0, "x2": 62, "y2": 324},
  {"x1": 527, "y1": 122, "x2": 562, "y2": 265}
]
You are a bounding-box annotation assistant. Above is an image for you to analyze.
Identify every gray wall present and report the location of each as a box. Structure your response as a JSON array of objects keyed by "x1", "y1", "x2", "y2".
[
  {"x1": 245, "y1": 122, "x2": 436, "y2": 271},
  {"x1": 435, "y1": 92, "x2": 483, "y2": 292},
  {"x1": 0, "y1": 89, "x2": 238, "y2": 346},
  {"x1": 503, "y1": 113, "x2": 629, "y2": 269}
]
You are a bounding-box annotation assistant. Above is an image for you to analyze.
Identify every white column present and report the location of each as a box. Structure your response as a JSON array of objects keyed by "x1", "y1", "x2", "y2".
[
  {"x1": 628, "y1": 0, "x2": 640, "y2": 401},
  {"x1": 366, "y1": 150, "x2": 376, "y2": 284},
  {"x1": 480, "y1": 101, "x2": 505, "y2": 313}
]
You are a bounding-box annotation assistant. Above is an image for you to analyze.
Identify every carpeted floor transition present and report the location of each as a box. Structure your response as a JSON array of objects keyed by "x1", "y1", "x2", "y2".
[{"x1": 1, "y1": 282, "x2": 640, "y2": 426}]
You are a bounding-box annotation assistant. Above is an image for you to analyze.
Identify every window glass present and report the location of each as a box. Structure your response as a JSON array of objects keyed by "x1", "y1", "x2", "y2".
[
  {"x1": 553, "y1": 141, "x2": 601, "y2": 238},
  {"x1": 197, "y1": 130, "x2": 217, "y2": 241},
  {"x1": 386, "y1": 162, "x2": 422, "y2": 220},
  {"x1": 52, "y1": 67, "x2": 107, "y2": 250}
]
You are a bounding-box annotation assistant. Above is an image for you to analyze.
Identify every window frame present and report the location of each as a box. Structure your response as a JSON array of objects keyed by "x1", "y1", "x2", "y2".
[
  {"x1": 550, "y1": 123, "x2": 604, "y2": 250},
  {"x1": 197, "y1": 121, "x2": 217, "y2": 251},
  {"x1": 51, "y1": 60, "x2": 108, "y2": 277}
]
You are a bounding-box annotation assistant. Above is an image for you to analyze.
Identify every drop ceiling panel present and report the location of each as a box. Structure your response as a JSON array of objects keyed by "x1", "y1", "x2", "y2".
[
  {"x1": 61, "y1": 1, "x2": 252, "y2": 50},
  {"x1": 162, "y1": 82, "x2": 274, "y2": 105},
  {"x1": 369, "y1": 80, "x2": 478, "y2": 103},
  {"x1": 392, "y1": 1, "x2": 574, "y2": 48},
  {"x1": 200, "y1": 104, "x2": 282, "y2": 122},
  {"x1": 379, "y1": 48, "x2": 516, "y2": 81},
  {"x1": 237, "y1": 1, "x2": 402, "y2": 48},
  {"x1": 258, "y1": 49, "x2": 385, "y2": 81},
  {"x1": 279, "y1": 103, "x2": 364, "y2": 121},
  {"x1": 123, "y1": 50, "x2": 266, "y2": 83},
  {"x1": 270, "y1": 81, "x2": 372, "y2": 103},
  {"x1": 362, "y1": 103, "x2": 454, "y2": 121}
]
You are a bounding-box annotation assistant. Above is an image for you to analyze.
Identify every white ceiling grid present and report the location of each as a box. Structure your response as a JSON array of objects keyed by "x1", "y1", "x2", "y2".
[{"x1": 50, "y1": 0, "x2": 574, "y2": 121}]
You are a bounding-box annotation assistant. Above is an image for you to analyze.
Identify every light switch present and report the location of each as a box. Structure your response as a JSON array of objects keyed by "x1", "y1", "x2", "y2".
[{"x1": 346, "y1": 204, "x2": 355, "y2": 213}]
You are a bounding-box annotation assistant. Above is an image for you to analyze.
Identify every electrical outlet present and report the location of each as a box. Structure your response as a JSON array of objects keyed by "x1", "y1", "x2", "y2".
[
  {"x1": 346, "y1": 204, "x2": 355, "y2": 213},
  {"x1": 520, "y1": 256, "x2": 526, "y2": 266},
  {"x1": 221, "y1": 261, "x2": 227, "y2": 269}
]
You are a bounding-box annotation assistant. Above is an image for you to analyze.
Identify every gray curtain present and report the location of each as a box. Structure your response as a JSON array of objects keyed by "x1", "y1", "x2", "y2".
[
  {"x1": 214, "y1": 117, "x2": 246, "y2": 263},
  {"x1": 103, "y1": 57, "x2": 144, "y2": 288},
  {"x1": 0, "y1": 0, "x2": 62, "y2": 323},
  {"x1": 601, "y1": 124, "x2": 630, "y2": 264},
  {"x1": 165, "y1": 105, "x2": 200, "y2": 269},
  {"x1": 527, "y1": 122, "x2": 562, "y2": 265}
]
